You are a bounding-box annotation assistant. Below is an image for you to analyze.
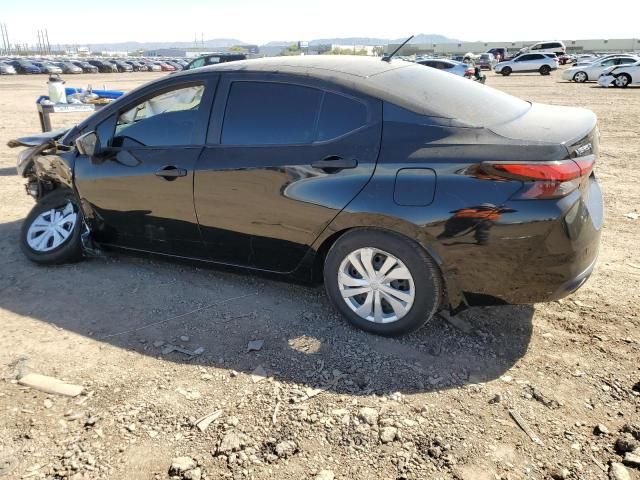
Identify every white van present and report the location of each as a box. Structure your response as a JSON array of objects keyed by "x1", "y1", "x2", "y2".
[{"x1": 520, "y1": 41, "x2": 566, "y2": 56}]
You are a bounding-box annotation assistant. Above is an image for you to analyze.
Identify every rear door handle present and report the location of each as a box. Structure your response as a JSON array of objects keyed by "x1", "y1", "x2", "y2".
[
  {"x1": 311, "y1": 156, "x2": 358, "y2": 172},
  {"x1": 155, "y1": 165, "x2": 187, "y2": 180}
]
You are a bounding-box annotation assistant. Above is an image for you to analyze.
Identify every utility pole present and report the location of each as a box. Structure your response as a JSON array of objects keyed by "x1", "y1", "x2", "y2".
[
  {"x1": 45, "y1": 28, "x2": 51, "y2": 54},
  {"x1": 0, "y1": 24, "x2": 7, "y2": 55},
  {"x1": 4, "y1": 24, "x2": 11, "y2": 55}
]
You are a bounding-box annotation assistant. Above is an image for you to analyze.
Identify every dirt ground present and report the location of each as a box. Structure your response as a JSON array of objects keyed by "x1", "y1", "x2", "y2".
[{"x1": 0, "y1": 69, "x2": 638, "y2": 480}]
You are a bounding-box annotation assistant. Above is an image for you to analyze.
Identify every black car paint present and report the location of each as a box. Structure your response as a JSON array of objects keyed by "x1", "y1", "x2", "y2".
[{"x1": 12, "y1": 61, "x2": 603, "y2": 312}]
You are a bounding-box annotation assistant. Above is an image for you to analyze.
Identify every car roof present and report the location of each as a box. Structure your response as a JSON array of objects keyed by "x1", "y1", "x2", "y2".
[{"x1": 183, "y1": 55, "x2": 408, "y2": 79}]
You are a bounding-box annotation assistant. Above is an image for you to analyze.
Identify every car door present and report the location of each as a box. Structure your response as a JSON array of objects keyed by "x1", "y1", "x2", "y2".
[
  {"x1": 194, "y1": 74, "x2": 382, "y2": 273},
  {"x1": 512, "y1": 55, "x2": 530, "y2": 71},
  {"x1": 74, "y1": 76, "x2": 217, "y2": 257}
]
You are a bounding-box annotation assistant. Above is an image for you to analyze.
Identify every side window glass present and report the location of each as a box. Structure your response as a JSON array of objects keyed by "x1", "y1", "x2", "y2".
[
  {"x1": 317, "y1": 92, "x2": 368, "y2": 141},
  {"x1": 221, "y1": 82, "x2": 322, "y2": 145},
  {"x1": 189, "y1": 58, "x2": 205, "y2": 69},
  {"x1": 114, "y1": 85, "x2": 205, "y2": 147}
]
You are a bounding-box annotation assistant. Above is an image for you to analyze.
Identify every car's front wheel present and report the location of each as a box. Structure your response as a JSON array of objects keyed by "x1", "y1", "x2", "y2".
[
  {"x1": 20, "y1": 189, "x2": 84, "y2": 265},
  {"x1": 615, "y1": 73, "x2": 631, "y2": 88},
  {"x1": 324, "y1": 229, "x2": 442, "y2": 336},
  {"x1": 573, "y1": 71, "x2": 588, "y2": 83},
  {"x1": 501, "y1": 67, "x2": 512, "y2": 76}
]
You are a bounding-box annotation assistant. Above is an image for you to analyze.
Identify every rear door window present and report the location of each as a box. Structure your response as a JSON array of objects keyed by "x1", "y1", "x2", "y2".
[
  {"x1": 221, "y1": 82, "x2": 322, "y2": 145},
  {"x1": 317, "y1": 93, "x2": 368, "y2": 141}
]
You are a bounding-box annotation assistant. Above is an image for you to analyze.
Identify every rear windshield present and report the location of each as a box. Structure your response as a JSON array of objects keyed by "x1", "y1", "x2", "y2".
[{"x1": 367, "y1": 62, "x2": 530, "y2": 127}]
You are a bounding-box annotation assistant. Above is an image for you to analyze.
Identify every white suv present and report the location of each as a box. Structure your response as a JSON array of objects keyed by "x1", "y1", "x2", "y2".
[
  {"x1": 494, "y1": 53, "x2": 558, "y2": 76},
  {"x1": 520, "y1": 41, "x2": 566, "y2": 56}
]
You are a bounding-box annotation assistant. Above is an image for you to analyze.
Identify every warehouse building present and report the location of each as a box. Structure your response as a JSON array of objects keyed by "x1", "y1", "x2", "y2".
[{"x1": 386, "y1": 38, "x2": 640, "y2": 56}]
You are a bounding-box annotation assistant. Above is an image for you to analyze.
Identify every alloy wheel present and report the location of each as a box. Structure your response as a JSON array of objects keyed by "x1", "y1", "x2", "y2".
[
  {"x1": 26, "y1": 201, "x2": 77, "y2": 252},
  {"x1": 615, "y1": 75, "x2": 629, "y2": 87},
  {"x1": 337, "y1": 247, "x2": 415, "y2": 324},
  {"x1": 574, "y1": 72, "x2": 587, "y2": 83}
]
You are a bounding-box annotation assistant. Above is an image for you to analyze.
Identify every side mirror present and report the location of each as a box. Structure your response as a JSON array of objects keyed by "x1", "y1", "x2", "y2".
[{"x1": 75, "y1": 131, "x2": 102, "y2": 158}]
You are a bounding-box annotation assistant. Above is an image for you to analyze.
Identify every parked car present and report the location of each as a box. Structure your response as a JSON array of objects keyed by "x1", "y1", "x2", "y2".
[
  {"x1": 185, "y1": 53, "x2": 247, "y2": 70},
  {"x1": 520, "y1": 41, "x2": 566, "y2": 56},
  {"x1": 9, "y1": 60, "x2": 41, "y2": 74},
  {"x1": 0, "y1": 61, "x2": 17, "y2": 75},
  {"x1": 155, "y1": 61, "x2": 176, "y2": 72},
  {"x1": 9, "y1": 56, "x2": 602, "y2": 337},
  {"x1": 572, "y1": 54, "x2": 597, "y2": 65},
  {"x1": 124, "y1": 60, "x2": 148, "y2": 72},
  {"x1": 106, "y1": 60, "x2": 133, "y2": 73},
  {"x1": 31, "y1": 61, "x2": 63, "y2": 74},
  {"x1": 574, "y1": 53, "x2": 638, "y2": 67},
  {"x1": 416, "y1": 58, "x2": 473, "y2": 77},
  {"x1": 140, "y1": 61, "x2": 162, "y2": 72},
  {"x1": 486, "y1": 47, "x2": 507, "y2": 62},
  {"x1": 53, "y1": 61, "x2": 83, "y2": 74},
  {"x1": 475, "y1": 53, "x2": 497, "y2": 70},
  {"x1": 598, "y1": 60, "x2": 640, "y2": 87},
  {"x1": 165, "y1": 60, "x2": 183, "y2": 71},
  {"x1": 88, "y1": 60, "x2": 117, "y2": 73},
  {"x1": 563, "y1": 56, "x2": 639, "y2": 83},
  {"x1": 71, "y1": 61, "x2": 99, "y2": 73},
  {"x1": 494, "y1": 53, "x2": 558, "y2": 75}
]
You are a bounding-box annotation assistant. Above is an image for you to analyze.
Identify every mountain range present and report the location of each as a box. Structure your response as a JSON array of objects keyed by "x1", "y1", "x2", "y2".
[{"x1": 87, "y1": 34, "x2": 460, "y2": 52}]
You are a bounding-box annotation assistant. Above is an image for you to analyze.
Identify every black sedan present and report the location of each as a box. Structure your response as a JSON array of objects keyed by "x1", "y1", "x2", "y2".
[
  {"x1": 71, "y1": 61, "x2": 99, "y2": 73},
  {"x1": 87, "y1": 60, "x2": 117, "y2": 73},
  {"x1": 9, "y1": 56, "x2": 603, "y2": 336}
]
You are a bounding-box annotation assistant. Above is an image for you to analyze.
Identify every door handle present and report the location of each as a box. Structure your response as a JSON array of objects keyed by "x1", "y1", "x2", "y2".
[
  {"x1": 311, "y1": 156, "x2": 358, "y2": 172},
  {"x1": 155, "y1": 165, "x2": 187, "y2": 180}
]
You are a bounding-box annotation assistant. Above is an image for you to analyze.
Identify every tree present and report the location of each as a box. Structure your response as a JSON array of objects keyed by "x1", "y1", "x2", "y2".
[
  {"x1": 281, "y1": 43, "x2": 303, "y2": 56},
  {"x1": 323, "y1": 47, "x2": 368, "y2": 56}
]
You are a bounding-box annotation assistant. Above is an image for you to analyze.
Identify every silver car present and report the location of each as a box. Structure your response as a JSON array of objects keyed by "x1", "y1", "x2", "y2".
[
  {"x1": 0, "y1": 61, "x2": 17, "y2": 75},
  {"x1": 416, "y1": 58, "x2": 472, "y2": 77}
]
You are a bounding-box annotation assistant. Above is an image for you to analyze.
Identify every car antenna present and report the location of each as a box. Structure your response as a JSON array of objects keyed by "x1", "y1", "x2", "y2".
[{"x1": 382, "y1": 35, "x2": 414, "y2": 62}]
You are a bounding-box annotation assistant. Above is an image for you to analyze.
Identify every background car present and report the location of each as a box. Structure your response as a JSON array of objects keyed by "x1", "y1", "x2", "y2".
[
  {"x1": 88, "y1": 60, "x2": 118, "y2": 73},
  {"x1": 155, "y1": 61, "x2": 176, "y2": 72},
  {"x1": 8, "y1": 60, "x2": 41, "y2": 74},
  {"x1": 598, "y1": 60, "x2": 640, "y2": 88},
  {"x1": 31, "y1": 61, "x2": 62, "y2": 74},
  {"x1": 564, "y1": 56, "x2": 639, "y2": 83},
  {"x1": 53, "y1": 61, "x2": 83, "y2": 74},
  {"x1": 184, "y1": 53, "x2": 247, "y2": 70},
  {"x1": 140, "y1": 61, "x2": 162, "y2": 72},
  {"x1": 124, "y1": 60, "x2": 148, "y2": 72},
  {"x1": 71, "y1": 61, "x2": 99, "y2": 73},
  {"x1": 107, "y1": 60, "x2": 133, "y2": 73},
  {"x1": 520, "y1": 40, "x2": 566, "y2": 56},
  {"x1": 0, "y1": 61, "x2": 17, "y2": 74},
  {"x1": 494, "y1": 53, "x2": 557, "y2": 75},
  {"x1": 475, "y1": 53, "x2": 497, "y2": 70},
  {"x1": 486, "y1": 47, "x2": 508, "y2": 62},
  {"x1": 416, "y1": 58, "x2": 473, "y2": 77}
]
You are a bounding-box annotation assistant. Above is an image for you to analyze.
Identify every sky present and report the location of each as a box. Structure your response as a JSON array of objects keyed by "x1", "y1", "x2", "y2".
[{"x1": 1, "y1": 0, "x2": 639, "y2": 46}]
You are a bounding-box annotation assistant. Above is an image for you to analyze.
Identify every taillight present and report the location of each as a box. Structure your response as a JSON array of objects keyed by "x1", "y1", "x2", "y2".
[
  {"x1": 481, "y1": 156, "x2": 595, "y2": 199},
  {"x1": 465, "y1": 67, "x2": 474, "y2": 75}
]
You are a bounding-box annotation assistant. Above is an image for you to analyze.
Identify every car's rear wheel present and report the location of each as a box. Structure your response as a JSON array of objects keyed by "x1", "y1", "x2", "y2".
[
  {"x1": 20, "y1": 189, "x2": 84, "y2": 265},
  {"x1": 615, "y1": 74, "x2": 631, "y2": 88},
  {"x1": 573, "y1": 71, "x2": 588, "y2": 83},
  {"x1": 539, "y1": 65, "x2": 551, "y2": 75},
  {"x1": 324, "y1": 229, "x2": 442, "y2": 336},
  {"x1": 501, "y1": 67, "x2": 512, "y2": 76}
]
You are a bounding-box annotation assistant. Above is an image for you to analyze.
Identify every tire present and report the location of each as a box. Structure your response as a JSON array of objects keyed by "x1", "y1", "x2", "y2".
[
  {"x1": 501, "y1": 67, "x2": 512, "y2": 76},
  {"x1": 615, "y1": 74, "x2": 631, "y2": 88},
  {"x1": 539, "y1": 65, "x2": 551, "y2": 75},
  {"x1": 573, "y1": 71, "x2": 588, "y2": 83},
  {"x1": 323, "y1": 229, "x2": 442, "y2": 337},
  {"x1": 20, "y1": 189, "x2": 84, "y2": 265}
]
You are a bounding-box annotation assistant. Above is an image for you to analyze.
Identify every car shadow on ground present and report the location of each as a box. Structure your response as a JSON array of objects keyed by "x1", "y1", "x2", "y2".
[
  {"x1": 0, "y1": 218, "x2": 533, "y2": 395},
  {"x1": 0, "y1": 167, "x2": 17, "y2": 176}
]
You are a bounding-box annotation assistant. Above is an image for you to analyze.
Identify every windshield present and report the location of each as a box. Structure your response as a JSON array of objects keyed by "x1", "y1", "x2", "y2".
[{"x1": 368, "y1": 62, "x2": 530, "y2": 127}]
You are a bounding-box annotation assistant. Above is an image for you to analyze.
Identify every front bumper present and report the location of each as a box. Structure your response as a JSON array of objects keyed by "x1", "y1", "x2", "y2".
[{"x1": 598, "y1": 75, "x2": 615, "y2": 87}]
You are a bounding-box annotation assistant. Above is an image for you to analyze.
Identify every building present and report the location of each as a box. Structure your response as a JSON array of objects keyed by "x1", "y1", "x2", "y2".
[{"x1": 385, "y1": 38, "x2": 640, "y2": 56}]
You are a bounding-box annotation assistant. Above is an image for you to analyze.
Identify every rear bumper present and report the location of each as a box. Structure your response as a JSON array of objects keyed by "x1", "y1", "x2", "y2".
[{"x1": 444, "y1": 175, "x2": 603, "y2": 307}]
